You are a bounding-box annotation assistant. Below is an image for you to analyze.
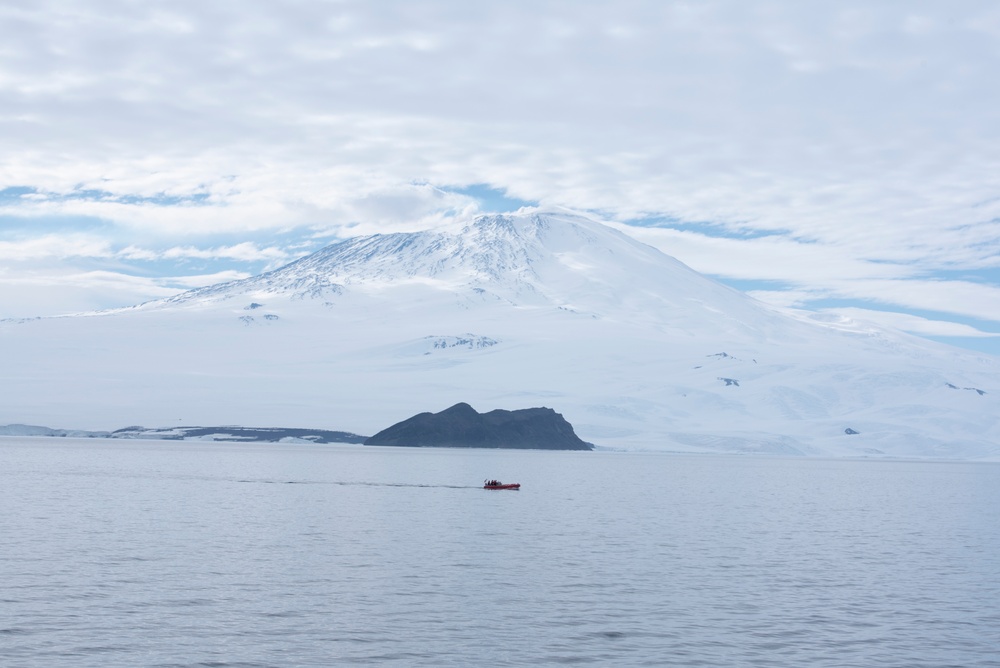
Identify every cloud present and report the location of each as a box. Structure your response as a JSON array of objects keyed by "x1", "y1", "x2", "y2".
[
  {"x1": 0, "y1": 232, "x2": 292, "y2": 267},
  {"x1": 817, "y1": 278, "x2": 1000, "y2": 324},
  {"x1": 0, "y1": 264, "x2": 254, "y2": 318},
  {"x1": 615, "y1": 223, "x2": 1000, "y2": 325},
  {"x1": 0, "y1": 267, "x2": 178, "y2": 317},
  {"x1": 812, "y1": 307, "x2": 1000, "y2": 339},
  {"x1": 153, "y1": 243, "x2": 291, "y2": 263},
  {"x1": 168, "y1": 270, "x2": 251, "y2": 288},
  {"x1": 1, "y1": 1, "x2": 999, "y2": 347},
  {"x1": 0, "y1": 233, "x2": 115, "y2": 260},
  {"x1": 612, "y1": 224, "x2": 918, "y2": 282},
  {"x1": 3, "y1": 2, "x2": 998, "y2": 237}
]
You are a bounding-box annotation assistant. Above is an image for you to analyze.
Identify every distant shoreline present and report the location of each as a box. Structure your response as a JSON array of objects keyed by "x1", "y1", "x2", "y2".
[{"x1": 0, "y1": 424, "x2": 368, "y2": 445}]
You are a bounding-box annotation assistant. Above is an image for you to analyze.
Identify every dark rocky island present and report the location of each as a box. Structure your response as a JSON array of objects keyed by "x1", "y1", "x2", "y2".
[{"x1": 364, "y1": 402, "x2": 593, "y2": 450}]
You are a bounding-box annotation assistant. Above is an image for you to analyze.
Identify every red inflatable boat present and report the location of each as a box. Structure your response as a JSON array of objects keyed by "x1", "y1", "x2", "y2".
[{"x1": 483, "y1": 481, "x2": 520, "y2": 490}]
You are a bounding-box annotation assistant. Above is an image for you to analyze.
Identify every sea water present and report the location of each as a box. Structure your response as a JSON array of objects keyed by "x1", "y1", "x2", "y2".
[{"x1": 2, "y1": 438, "x2": 999, "y2": 667}]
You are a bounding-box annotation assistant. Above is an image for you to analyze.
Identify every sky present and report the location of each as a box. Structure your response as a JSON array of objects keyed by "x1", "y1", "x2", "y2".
[{"x1": 1, "y1": 0, "x2": 999, "y2": 355}]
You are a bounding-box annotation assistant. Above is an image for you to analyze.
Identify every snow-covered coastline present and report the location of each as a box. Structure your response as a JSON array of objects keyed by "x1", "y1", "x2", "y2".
[
  {"x1": 0, "y1": 424, "x2": 366, "y2": 444},
  {"x1": 3, "y1": 212, "x2": 997, "y2": 459}
]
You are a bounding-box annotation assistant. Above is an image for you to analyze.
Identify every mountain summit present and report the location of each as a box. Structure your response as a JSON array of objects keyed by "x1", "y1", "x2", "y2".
[
  {"x1": 3, "y1": 211, "x2": 998, "y2": 457},
  {"x1": 159, "y1": 212, "x2": 803, "y2": 340},
  {"x1": 167, "y1": 213, "x2": 752, "y2": 310}
]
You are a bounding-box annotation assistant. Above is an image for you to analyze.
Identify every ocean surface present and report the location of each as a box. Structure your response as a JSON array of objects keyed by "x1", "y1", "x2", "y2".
[{"x1": 2, "y1": 438, "x2": 999, "y2": 667}]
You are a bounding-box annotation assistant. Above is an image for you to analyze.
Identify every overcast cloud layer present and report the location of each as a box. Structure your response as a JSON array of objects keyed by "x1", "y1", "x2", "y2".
[{"x1": 1, "y1": 1, "x2": 999, "y2": 351}]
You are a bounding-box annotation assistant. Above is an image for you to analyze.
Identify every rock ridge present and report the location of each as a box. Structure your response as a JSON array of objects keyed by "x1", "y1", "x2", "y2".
[{"x1": 364, "y1": 402, "x2": 593, "y2": 450}]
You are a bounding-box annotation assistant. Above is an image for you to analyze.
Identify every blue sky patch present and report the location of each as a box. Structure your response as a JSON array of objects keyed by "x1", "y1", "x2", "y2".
[
  {"x1": 0, "y1": 186, "x2": 38, "y2": 203},
  {"x1": 446, "y1": 184, "x2": 537, "y2": 213},
  {"x1": 0, "y1": 213, "x2": 114, "y2": 235},
  {"x1": 0, "y1": 186, "x2": 211, "y2": 207},
  {"x1": 714, "y1": 278, "x2": 798, "y2": 293}
]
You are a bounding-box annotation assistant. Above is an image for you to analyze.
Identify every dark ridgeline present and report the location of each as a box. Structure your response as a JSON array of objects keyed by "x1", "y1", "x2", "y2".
[
  {"x1": 364, "y1": 402, "x2": 593, "y2": 450},
  {"x1": 110, "y1": 426, "x2": 368, "y2": 444}
]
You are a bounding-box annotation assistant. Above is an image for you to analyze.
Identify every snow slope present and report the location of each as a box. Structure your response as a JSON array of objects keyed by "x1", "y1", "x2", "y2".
[{"x1": 2, "y1": 211, "x2": 997, "y2": 457}]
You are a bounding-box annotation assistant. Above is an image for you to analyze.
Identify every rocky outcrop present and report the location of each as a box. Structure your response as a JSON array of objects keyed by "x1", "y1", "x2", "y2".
[{"x1": 364, "y1": 402, "x2": 593, "y2": 450}]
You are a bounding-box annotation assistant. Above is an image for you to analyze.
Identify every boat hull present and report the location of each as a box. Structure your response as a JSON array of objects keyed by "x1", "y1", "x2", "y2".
[{"x1": 484, "y1": 483, "x2": 520, "y2": 490}]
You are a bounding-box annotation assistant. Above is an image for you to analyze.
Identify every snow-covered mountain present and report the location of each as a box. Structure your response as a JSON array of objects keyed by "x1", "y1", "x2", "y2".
[{"x1": 3, "y1": 211, "x2": 998, "y2": 458}]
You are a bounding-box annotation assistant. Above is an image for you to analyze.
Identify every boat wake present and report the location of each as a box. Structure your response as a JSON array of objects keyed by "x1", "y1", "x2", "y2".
[{"x1": 237, "y1": 478, "x2": 479, "y2": 489}]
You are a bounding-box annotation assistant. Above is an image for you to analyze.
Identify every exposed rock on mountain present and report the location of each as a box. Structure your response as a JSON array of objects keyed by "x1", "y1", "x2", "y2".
[{"x1": 364, "y1": 402, "x2": 593, "y2": 450}]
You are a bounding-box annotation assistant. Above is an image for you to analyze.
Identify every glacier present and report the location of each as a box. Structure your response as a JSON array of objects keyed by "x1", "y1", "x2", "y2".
[{"x1": 2, "y1": 211, "x2": 997, "y2": 458}]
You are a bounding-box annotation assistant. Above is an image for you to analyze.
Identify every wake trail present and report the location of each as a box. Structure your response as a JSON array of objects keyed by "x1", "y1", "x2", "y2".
[{"x1": 238, "y1": 479, "x2": 479, "y2": 489}]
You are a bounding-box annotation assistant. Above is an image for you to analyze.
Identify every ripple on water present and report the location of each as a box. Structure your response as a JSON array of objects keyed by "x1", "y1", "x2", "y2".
[{"x1": 3, "y1": 441, "x2": 1000, "y2": 666}]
